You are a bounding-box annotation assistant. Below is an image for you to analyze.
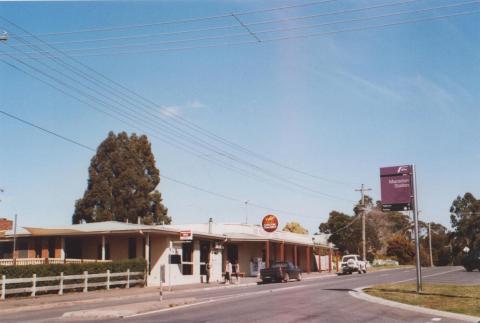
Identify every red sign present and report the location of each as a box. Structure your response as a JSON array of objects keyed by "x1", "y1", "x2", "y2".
[
  {"x1": 179, "y1": 230, "x2": 193, "y2": 241},
  {"x1": 262, "y1": 215, "x2": 279, "y2": 232},
  {"x1": 380, "y1": 165, "x2": 413, "y2": 211}
]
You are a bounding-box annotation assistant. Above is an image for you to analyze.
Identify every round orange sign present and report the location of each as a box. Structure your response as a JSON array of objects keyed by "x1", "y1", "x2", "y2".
[{"x1": 262, "y1": 214, "x2": 278, "y2": 232}]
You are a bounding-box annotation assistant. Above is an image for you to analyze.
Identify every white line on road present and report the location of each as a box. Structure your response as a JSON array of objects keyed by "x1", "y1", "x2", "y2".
[
  {"x1": 391, "y1": 267, "x2": 461, "y2": 284},
  {"x1": 126, "y1": 284, "x2": 308, "y2": 318}
]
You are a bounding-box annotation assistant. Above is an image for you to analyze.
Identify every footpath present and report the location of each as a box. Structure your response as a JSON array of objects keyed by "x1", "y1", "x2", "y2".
[{"x1": 0, "y1": 272, "x2": 335, "y2": 319}]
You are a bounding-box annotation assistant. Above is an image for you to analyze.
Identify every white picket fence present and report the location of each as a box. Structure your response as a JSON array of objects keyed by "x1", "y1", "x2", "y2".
[
  {"x1": 0, "y1": 269, "x2": 143, "y2": 300},
  {"x1": 0, "y1": 258, "x2": 112, "y2": 266}
]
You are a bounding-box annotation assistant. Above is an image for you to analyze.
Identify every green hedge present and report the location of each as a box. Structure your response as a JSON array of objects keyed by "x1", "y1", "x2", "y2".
[{"x1": 0, "y1": 258, "x2": 146, "y2": 278}]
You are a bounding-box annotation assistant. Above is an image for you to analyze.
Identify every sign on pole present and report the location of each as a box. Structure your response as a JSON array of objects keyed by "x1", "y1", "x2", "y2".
[
  {"x1": 380, "y1": 165, "x2": 413, "y2": 211},
  {"x1": 380, "y1": 164, "x2": 422, "y2": 293}
]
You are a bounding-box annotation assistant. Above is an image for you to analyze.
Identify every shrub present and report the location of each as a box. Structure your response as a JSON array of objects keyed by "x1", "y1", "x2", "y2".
[
  {"x1": 0, "y1": 259, "x2": 146, "y2": 297},
  {"x1": 0, "y1": 258, "x2": 146, "y2": 278}
]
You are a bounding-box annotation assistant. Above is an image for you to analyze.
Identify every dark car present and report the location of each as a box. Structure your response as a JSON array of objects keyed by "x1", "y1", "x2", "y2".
[
  {"x1": 462, "y1": 249, "x2": 480, "y2": 272},
  {"x1": 260, "y1": 262, "x2": 302, "y2": 283}
]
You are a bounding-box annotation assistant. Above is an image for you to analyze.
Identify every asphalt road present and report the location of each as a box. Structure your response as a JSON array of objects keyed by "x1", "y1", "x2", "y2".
[{"x1": 0, "y1": 266, "x2": 476, "y2": 323}]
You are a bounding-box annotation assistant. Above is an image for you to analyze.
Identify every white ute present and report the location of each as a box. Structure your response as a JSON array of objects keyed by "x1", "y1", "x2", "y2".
[{"x1": 339, "y1": 254, "x2": 367, "y2": 275}]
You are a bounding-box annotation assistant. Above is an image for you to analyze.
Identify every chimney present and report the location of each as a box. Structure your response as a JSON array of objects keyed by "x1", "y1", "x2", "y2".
[
  {"x1": 0, "y1": 218, "x2": 12, "y2": 231},
  {"x1": 208, "y1": 218, "x2": 213, "y2": 234}
]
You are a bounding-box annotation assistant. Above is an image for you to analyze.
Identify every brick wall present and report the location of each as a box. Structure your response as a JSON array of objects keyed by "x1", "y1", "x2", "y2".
[{"x1": 0, "y1": 218, "x2": 13, "y2": 231}]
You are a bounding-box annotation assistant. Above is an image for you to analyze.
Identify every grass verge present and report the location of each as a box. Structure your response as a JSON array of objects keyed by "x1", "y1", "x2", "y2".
[{"x1": 365, "y1": 283, "x2": 480, "y2": 317}]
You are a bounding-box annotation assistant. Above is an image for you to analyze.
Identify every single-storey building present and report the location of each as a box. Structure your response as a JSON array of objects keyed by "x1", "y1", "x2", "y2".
[{"x1": 0, "y1": 218, "x2": 334, "y2": 287}]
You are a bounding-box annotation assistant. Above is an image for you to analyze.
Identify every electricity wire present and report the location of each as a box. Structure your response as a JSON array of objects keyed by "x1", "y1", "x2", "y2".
[{"x1": 0, "y1": 109, "x2": 323, "y2": 220}]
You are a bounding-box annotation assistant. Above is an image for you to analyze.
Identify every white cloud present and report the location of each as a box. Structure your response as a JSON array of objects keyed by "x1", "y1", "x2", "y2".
[
  {"x1": 160, "y1": 100, "x2": 207, "y2": 117},
  {"x1": 185, "y1": 100, "x2": 206, "y2": 109},
  {"x1": 160, "y1": 106, "x2": 181, "y2": 117}
]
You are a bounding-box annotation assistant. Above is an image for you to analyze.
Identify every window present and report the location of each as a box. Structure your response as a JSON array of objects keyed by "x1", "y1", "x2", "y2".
[
  {"x1": 182, "y1": 242, "x2": 193, "y2": 275},
  {"x1": 128, "y1": 238, "x2": 137, "y2": 259}
]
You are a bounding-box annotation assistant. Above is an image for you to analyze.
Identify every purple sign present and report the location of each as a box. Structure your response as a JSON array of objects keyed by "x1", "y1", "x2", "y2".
[{"x1": 380, "y1": 165, "x2": 413, "y2": 211}]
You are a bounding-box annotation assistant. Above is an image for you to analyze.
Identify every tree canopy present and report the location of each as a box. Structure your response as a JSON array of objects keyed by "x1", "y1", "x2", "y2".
[
  {"x1": 282, "y1": 222, "x2": 309, "y2": 234},
  {"x1": 73, "y1": 131, "x2": 169, "y2": 225}
]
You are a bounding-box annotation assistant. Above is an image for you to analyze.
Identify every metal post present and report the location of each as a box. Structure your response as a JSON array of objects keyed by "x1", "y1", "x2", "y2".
[
  {"x1": 412, "y1": 164, "x2": 422, "y2": 292},
  {"x1": 12, "y1": 214, "x2": 17, "y2": 264},
  {"x1": 428, "y1": 222, "x2": 433, "y2": 267},
  {"x1": 126, "y1": 269, "x2": 130, "y2": 288}
]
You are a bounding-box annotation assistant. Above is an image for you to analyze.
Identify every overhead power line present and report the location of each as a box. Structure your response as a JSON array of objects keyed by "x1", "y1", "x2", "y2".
[
  {"x1": 15, "y1": 0, "x2": 339, "y2": 37},
  {"x1": 7, "y1": 0, "x2": 426, "y2": 48},
  {"x1": 0, "y1": 16, "x2": 357, "y2": 192},
  {"x1": 8, "y1": 0, "x2": 480, "y2": 55},
  {"x1": 0, "y1": 108, "x2": 321, "y2": 220},
  {"x1": 6, "y1": 8, "x2": 478, "y2": 59}
]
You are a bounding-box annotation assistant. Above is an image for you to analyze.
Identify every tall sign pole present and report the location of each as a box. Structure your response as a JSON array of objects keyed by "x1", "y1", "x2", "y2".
[
  {"x1": 380, "y1": 164, "x2": 422, "y2": 292},
  {"x1": 355, "y1": 184, "x2": 372, "y2": 261},
  {"x1": 412, "y1": 164, "x2": 422, "y2": 291}
]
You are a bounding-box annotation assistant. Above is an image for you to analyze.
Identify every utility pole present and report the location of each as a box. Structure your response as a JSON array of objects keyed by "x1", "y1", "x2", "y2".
[
  {"x1": 355, "y1": 184, "x2": 372, "y2": 261},
  {"x1": 428, "y1": 222, "x2": 434, "y2": 267}
]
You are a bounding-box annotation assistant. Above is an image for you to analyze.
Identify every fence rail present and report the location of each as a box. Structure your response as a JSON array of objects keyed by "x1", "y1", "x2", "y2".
[
  {"x1": 0, "y1": 258, "x2": 112, "y2": 266},
  {"x1": 0, "y1": 269, "x2": 143, "y2": 300}
]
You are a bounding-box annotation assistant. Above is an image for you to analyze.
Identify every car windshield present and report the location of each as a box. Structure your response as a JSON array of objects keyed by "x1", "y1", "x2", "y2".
[
  {"x1": 343, "y1": 256, "x2": 356, "y2": 261},
  {"x1": 271, "y1": 263, "x2": 287, "y2": 268}
]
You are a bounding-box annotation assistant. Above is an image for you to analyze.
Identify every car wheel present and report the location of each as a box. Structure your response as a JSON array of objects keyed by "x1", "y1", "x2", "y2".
[
  {"x1": 283, "y1": 273, "x2": 290, "y2": 282},
  {"x1": 297, "y1": 273, "x2": 302, "y2": 281},
  {"x1": 465, "y1": 266, "x2": 473, "y2": 272}
]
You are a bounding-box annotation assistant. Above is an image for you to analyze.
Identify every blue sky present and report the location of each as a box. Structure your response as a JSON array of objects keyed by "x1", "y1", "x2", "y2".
[{"x1": 0, "y1": 0, "x2": 479, "y2": 233}]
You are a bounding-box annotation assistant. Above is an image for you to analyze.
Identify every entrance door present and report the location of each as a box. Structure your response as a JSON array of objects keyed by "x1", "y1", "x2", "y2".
[{"x1": 200, "y1": 241, "x2": 210, "y2": 275}]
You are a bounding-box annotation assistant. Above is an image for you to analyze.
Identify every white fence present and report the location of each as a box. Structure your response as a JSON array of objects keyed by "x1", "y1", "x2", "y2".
[
  {"x1": 0, "y1": 258, "x2": 112, "y2": 266},
  {"x1": 0, "y1": 269, "x2": 143, "y2": 300}
]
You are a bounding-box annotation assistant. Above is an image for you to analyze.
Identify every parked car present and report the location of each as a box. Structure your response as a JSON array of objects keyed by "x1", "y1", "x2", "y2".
[
  {"x1": 462, "y1": 249, "x2": 480, "y2": 272},
  {"x1": 260, "y1": 262, "x2": 302, "y2": 283},
  {"x1": 339, "y1": 254, "x2": 367, "y2": 275}
]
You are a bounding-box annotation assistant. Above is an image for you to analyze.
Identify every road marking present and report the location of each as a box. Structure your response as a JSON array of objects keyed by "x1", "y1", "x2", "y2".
[
  {"x1": 431, "y1": 318, "x2": 442, "y2": 321},
  {"x1": 126, "y1": 284, "x2": 308, "y2": 318},
  {"x1": 391, "y1": 268, "x2": 461, "y2": 284}
]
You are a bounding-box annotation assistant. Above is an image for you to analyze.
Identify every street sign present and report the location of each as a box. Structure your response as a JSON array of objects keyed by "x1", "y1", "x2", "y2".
[
  {"x1": 380, "y1": 165, "x2": 413, "y2": 211},
  {"x1": 262, "y1": 214, "x2": 278, "y2": 233},
  {"x1": 179, "y1": 230, "x2": 193, "y2": 241}
]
